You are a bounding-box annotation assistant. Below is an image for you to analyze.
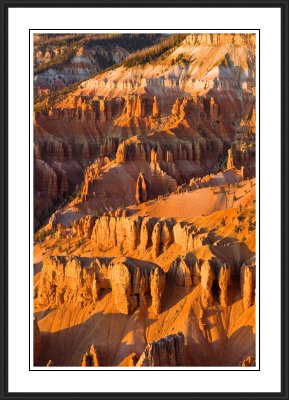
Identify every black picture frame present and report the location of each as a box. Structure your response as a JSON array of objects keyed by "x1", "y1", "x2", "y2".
[{"x1": 0, "y1": 1, "x2": 288, "y2": 399}]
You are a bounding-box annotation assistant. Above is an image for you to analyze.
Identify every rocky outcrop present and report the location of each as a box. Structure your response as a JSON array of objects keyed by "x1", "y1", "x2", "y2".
[
  {"x1": 91, "y1": 215, "x2": 143, "y2": 252},
  {"x1": 226, "y1": 144, "x2": 255, "y2": 178},
  {"x1": 81, "y1": 345, "x2": 100, "y2": 366},
  {"x1": 108, "y1": 258, "x2": 165, "y2": 315},
  {"x1": 36, "y1": 256, "x2": 165, "y2": 315},
  {"x1": 171, "y1": 98, "x2": 180, "y2": 117},
  {"x1": 139, "y1": 217, "x2": 155, "y2": 252},
  {"x1": 218, "y1": 264, "x2": 231, "y2": 307},
  {"x1": 168, "y1": 255, "x2": 255, "y2": 310},
  {"x1": 172, "y1": 222, "x2": 210, "y2": 252},
  {"x1": 150, "y1": 267, "x2": 166, "y2": 314},
  {"x1": 72, "y1": 215, "x2": 97, "y2": 238},
  {"x1": 72, "y1": 214, "x2": 210, "y2": 258},
  {"x1": 38, "y1": 256, "x2": 114, "y2": 307},
  {"x1": 81, "y1": 158, "x2": 109, "y2": 201},
  {"x1": 200, "y1": 260, "x2": 215, "y2": 307},
  {"x1": 151, "y1": 222, "x2": 162, "y2": 258},
  {"x1": 113, "y1": 138, "x2": 220, "y2": 166},
  {"x1": 227, "y1": 148, "x2": 235, "y2": 169},
  {"x1": 135, "y1": 172, "x2": 148, "y2": 204},
  {"x1": 37, "y1": 256, "x2": 104, "y2": 307},
  {"x1": 152, "y1": 96, "x2": 160, "y2": 117},
  {"x1": 189, "y1": 169, "x2": 243, "y2": 190},
  {"x1": 136, "y1": 332, "x2": 185, "y2": 366},
  {"x1": 240, "y1": 263, "x2": 255, "y2": 309},
  {"x1": 240, "y1": 356, "x2": 256, "y2": 367},
  {"x1": 167, "y1": 255, "x2": 201, "y2": 287},
  {"x1": 184, "y1": 33, "x2": 255, "y2": 46}
]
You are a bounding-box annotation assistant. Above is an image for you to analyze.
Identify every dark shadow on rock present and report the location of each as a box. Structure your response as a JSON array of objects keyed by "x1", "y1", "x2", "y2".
[
  {"x1": 161, "y1": 282, "x2": 194, "y2": 313},
  {"x1": 34, "y1": 262, "x2": 43, "y2": 276},
  {"x1": 34, "y1": 307, "x2": 56, "y2": 320},
  {"x1": 217, "y1": 324, "x2": 255, "y2": 366}
]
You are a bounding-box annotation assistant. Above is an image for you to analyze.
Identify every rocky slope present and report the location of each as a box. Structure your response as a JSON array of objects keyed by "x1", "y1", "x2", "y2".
[
  {"x1": 34, "y1": 33, "x2": 163, "y2": 97},
  {"x1": 34, "y1": 176, "x2": 256, "y2": 366},
  {"x1": 34, "y1": 251, "x2": 255, "y2": 366}
]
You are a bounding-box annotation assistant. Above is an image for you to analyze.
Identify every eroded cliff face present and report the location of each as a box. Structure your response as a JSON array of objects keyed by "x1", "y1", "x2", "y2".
[
  {"x1": 34, "y1": 33, "x2": 255, "y2": 227},
  {"x1": 35, "y1": 251, "x2": 255, "y2": 316},
  {"x1": 36, "y1": 256, "x2": 166, "y2": 315},
  {"x1": 34, "y1": 252, "x2": 256, "y2": 367},
  {"x1": 67, "y1": 213, "x2": 213, "y2": 260},
  {"x1": 33, "y1": 174, "x2": 256, "y2": 367},
  {"x1": 56, "y1": 33, "x2": 255, "y2": 103}
]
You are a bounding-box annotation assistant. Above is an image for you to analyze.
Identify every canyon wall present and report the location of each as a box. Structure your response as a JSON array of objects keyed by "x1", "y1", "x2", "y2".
[
  {"x1": 35, "y1": 253, "x2": 255, "y2": 316},
  {"x1": 69, "y1": 214, "x2": 211, "y2": 257},
  {"x1": 37, "y1": 256, "x2": 166, "y2": 315}
]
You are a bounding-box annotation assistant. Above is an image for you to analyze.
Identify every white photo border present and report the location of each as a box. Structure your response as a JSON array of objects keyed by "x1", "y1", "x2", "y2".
[{"x1": 9, "y1": 5, "x2": 281, "y2": 391}]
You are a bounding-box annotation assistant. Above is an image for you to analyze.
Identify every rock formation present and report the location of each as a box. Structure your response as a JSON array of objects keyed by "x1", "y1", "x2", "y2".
[
  {"x1": 240, "y1": 356, "x2": 256, "y2": 367},
  {"x1": 72, "y1": 215, "x2": 97, "y2": 238},
  {"x1": 46, "y1": 360, "x2": 53, "y2": 367},
  {"x1": 200, "y1": 260, "x2": 215, "y2": 307},
  {"x1": 240, "y1": 263, "x2": 255, "y2": 309},
  {"x1": 227, "y1": 148, "x2": 235, "y2": 169},
  {"x1": 152, "y1": 96, "x2": 160, "y2": 117},
  {"x1": 151, "y1": 222, "x2": 162, "y2": 258},
  {"x1": 136, "y1": 332, "x2": 185, "y2": 366},
  {"x1": 218, "y1": 264, "x2": 231, "y2": 307},
  {"x1": 36, "y1": 256, "x2": 165, "y2": 315},
  {"x1": 135, "y1": 172, "x2": 148, "y2": 204},
  {"x1": 36, "y1": 252, "x2": 254, "y2": 316},
  {"x1": 108, "y1": 258, "x2": 165, "y2": 315},
  {"x1": 167, "y1": 256, "x2": 198, "y2": 287},
  {"x1": 37, "y1": 256, "x2": 101, "y2": 307},
  {"x1": 71, "y1": 214, "x2": 211, "y2": 258},
  {"x1": 81, "y1": 345, "x2": 100, "y2": 366},
  {"x1": 150, "y1": 267, "x2": 166, "y2": 314}
]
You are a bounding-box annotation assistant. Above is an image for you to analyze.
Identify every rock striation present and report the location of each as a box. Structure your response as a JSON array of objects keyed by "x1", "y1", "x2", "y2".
[
  {"x1": 72, "y1": 215, "x2": 97, "y2": 238},
  {"x1": 72, "y1": 214, "x2": 211, "y2": 257},
  {"x1": 108, "y1": 258, "x2": 165, "y2": 314},
  {"x1": 200, "y1": 260, "x2": 215, "y2": 307},
  {"x1": 218, "y1": 263, "x2": 231, "y2": 307},
  {"x1": 136, "y1": 332, "x2": 185, "y2": 366},
  {"x1": 36, "y1": 256, "x2": 165, "y2": 315},
  {"x1": 167, "y1": 256, "x2": 245, "y2": 309}
]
